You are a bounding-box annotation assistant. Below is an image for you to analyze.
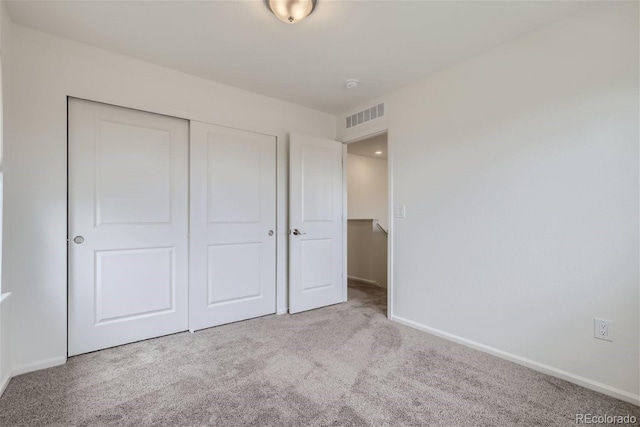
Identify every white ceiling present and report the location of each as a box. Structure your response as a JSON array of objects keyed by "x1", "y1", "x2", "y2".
[
  {"x1": 5, "y1": 1, "x2": 592, "y2": 114},
  {"x1": 347, "y1": 133, "x2": 387, "y2": 160}
]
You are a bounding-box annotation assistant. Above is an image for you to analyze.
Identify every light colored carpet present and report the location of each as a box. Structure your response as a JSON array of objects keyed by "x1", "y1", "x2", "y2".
[{"x1": 1, "y1": 282, "x2": 638, "y2": 426}]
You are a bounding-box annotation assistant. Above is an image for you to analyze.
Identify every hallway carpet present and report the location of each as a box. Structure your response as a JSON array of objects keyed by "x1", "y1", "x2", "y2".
[{"x1": 1, "y1": 283, "x2": 638, "y2": 426}]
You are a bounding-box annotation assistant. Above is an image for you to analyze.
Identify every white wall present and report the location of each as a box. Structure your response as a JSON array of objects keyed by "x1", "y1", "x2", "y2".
[
  {"x1": 0, "y1": 293, "x2": 10, "y2": 396},
  {"x1": 2, "y1": 21, "x2": 336, "y2": 374},
  {"x1": 0, "y1": 174, "x2": 7, "y2": 396},
  {"x1": 0, "y1": 1, "x2": 11, "y2": 397},
  {"x1": 340, "y1": 3, "x2": 639, "y2": 404},
  {"x1": 347, "y1": 153, "x2": 388, "y2": 229}
]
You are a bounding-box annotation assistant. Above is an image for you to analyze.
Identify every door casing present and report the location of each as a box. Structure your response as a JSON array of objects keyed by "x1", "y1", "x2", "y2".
[
  {"x1": 67, "y1": 97, "x2": 190, "y2": 356},
  {"x1": 65, "y1": 97, "x2": 390, "y2": 355},
  {"x1": 288, "y1": 133, "x2": 346, "y2": 314},
  {"x1": 66, "y1": 97, "x2": 282, "y2": 354}
]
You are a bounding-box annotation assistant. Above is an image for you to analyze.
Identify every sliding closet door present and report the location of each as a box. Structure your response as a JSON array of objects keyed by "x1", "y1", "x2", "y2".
[
  {"x1": 68, "y1": 98, "x2": 189, "y2": 356},
  {"x1": 189, "y1": 121, "x2": 276, "y2": 331}
]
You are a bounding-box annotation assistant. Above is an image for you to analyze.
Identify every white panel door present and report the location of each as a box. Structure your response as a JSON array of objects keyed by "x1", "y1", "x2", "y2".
[
  {"x1": 289, "y1": 133, "x2": 344, "y2": 314},
  {"x1": 189, "y1": 121, "x2": 276, "y2": 331},
  {"x1": 68, "y1": 98, "x2": 189, "y2": 356}
]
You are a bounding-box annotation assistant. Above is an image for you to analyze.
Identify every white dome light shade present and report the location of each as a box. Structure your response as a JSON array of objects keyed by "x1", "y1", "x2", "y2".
[{"x1": 267, "y1": 0, "x2": 317, "y2": 24}]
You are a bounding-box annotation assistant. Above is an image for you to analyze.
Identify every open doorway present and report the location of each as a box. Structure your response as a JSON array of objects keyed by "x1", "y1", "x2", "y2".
[{"x1": 345, "y1": 132, "x2": 389, "y2": 316}]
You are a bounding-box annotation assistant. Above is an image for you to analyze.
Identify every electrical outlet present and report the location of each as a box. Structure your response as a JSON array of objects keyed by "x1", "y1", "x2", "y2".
[
  {"x1": 394, "y1": 206, "x2": 406, "y2": 218},
  {"x1": 594, "y1": 318, "x2": 612, "y2": 342}
]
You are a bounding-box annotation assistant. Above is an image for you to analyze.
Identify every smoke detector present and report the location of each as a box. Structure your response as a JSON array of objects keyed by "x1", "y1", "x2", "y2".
[{"x1": 345, "y1": 79, "x2": 359, "y2": 89}]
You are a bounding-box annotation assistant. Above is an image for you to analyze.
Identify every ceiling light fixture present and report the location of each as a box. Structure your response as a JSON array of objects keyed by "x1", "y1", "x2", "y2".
[
  {"x1": 266, "y1": 0, "x2": 317, "y2": 24},
  {"x1": 345, "y1": 79, "x2": 359, "y2": 89},
  {"x1": 375, "y1": 151, "x2": 383, "y2": 155}
]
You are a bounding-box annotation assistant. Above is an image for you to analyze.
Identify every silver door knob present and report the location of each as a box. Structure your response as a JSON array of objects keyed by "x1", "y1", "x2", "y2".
[
  {"x1": 268, "y1": 230, "x2": 274, "y2": 236},
  {"x1": 292, "y1": 229, "x2": 306, "y2": 236},
  {"x1": 73, "y1": 236, "x2": 84, "y2": 244}
]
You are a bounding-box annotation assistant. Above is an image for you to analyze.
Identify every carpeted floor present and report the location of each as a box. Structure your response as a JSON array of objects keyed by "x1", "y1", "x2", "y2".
[{"x1": 1, "y1": 282, "x2": 638, "y2": 426}]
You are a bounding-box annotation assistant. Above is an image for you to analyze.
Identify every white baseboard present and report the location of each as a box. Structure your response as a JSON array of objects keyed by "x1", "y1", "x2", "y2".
[
  {"x1": 0, "y1": 371, "x2": 11, "y2": 397},
  {"x1": 277, "y1": 308, "x2": 288, "y2": 315},
  {"x1": 11, "y1": 356, "x2": 67, "y2": 377},
  {"x1": 391, "y1": 315, "x2": 640, "y2": 406},
  {"x1": 347, "y1": 275, "x2": 380, "y2": 286}
]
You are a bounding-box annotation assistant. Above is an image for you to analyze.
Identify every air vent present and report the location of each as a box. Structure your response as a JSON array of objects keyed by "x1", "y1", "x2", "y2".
[{"x1": 346, "y1": 103, "x2": 385, "y2": 129}]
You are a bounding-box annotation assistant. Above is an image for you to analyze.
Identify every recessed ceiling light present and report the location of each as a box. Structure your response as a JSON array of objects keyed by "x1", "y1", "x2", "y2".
[
  {"x1": 345, "y1": 79, "x2": 359, "y2": 89},
  {"x1": 266, "y1": 0, "x2": 317, "y2": 24},
  {"x1": 375, "y1": 151, "x2": 383, "y2": 155}
]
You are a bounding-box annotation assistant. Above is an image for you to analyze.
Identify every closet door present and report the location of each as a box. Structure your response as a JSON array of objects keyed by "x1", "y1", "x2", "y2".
[
  {"x1": 189, "y1": 121, "x2": 276, "y2": 331},
  {"x1": 68, "y1": 98, "x2": 189, "y2": 356}
]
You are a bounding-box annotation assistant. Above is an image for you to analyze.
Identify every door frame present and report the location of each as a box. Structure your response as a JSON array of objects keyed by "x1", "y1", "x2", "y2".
[
  {"x1": 288, "y1": 133, "x2": 347, "y2": 313},
  {"x1": 66, "y1": 96, "x2": 283, "y2": 354},
  {"x1": 188, "y1": 121, "x2": 277, "y2": 331},
  {"x1": 67, "y1": 97, "x2": 191, "y2": 356},
  {"x1": 342, "y1": 127, "x2": 393, "y2": 319}
]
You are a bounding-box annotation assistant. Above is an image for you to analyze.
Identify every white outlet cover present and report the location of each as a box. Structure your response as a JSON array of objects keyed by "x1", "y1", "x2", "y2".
[
  {"x1": 394, "y1": 206, "x2": 406, "y2": 218},
  {"x1": 594, "y1": 318, "x2": 613, "y2": 342}
]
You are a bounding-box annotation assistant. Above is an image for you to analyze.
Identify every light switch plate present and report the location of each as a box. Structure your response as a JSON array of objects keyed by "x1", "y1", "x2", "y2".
[{"x1": 394, "y1": 206, "x2": 406, "y2": 218}]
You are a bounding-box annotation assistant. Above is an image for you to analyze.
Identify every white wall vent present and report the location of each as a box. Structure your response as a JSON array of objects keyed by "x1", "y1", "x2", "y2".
[{"x1": 346, "y1": 103, "x2": 385, "y2": 129}]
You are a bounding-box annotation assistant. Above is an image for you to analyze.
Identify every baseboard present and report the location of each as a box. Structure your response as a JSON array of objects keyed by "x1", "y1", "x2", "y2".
[
  {"x1": 347, "y1": 276, "x2": 380, "y2": 287},
  {"x1": 11, "y1": 356, "x2": 67, "y2": 377},
  {"x1": 391, "y1": 315, "x2": 640, "y2": 406},
  {"x1": 277, "y1": 308, "x2": 288, "y2": 315},
  {"x1": 0, "y1": 371, "x2": 11, "y2": 397}
]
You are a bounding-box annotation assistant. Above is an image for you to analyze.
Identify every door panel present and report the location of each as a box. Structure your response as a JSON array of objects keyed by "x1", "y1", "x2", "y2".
[
  {"x1": 68, "y1": 98, "x2": 189, "y2": 356},
  {"x1": 95, "y1": 247, "x2": 174, "y2": 323},
  {"x1": 189, "y1": 121, "x2": 276, "y2": 331},
  {"x1": 207, "y1": 243, "x2": 261, "y2": 304},
  {"x1": 207, "y1": 137, "x2": 261, "y2": 223},
  {"x1": 302, "y1": 144, "x2": 334, "y2": 221},
  {"x1": 95, "y1": 121, "x2": 172, "y2": 225},
  {"x1": 289, "y1": 133, "x2": 344, "y2": 314}
]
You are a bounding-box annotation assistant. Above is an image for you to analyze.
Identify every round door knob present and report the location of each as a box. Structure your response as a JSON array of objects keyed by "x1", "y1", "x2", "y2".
[{"x1": 73, "y1": 236, "x2": 84, "y2": 244}]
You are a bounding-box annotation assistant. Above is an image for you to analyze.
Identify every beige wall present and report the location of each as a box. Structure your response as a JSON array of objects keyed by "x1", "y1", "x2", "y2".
[
  {"x1": 348, "y1": 220, "x2": 387, "y2": 288},
  {"x1": 347, "y1": 152, "x2": 388, "y2": 287}
]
